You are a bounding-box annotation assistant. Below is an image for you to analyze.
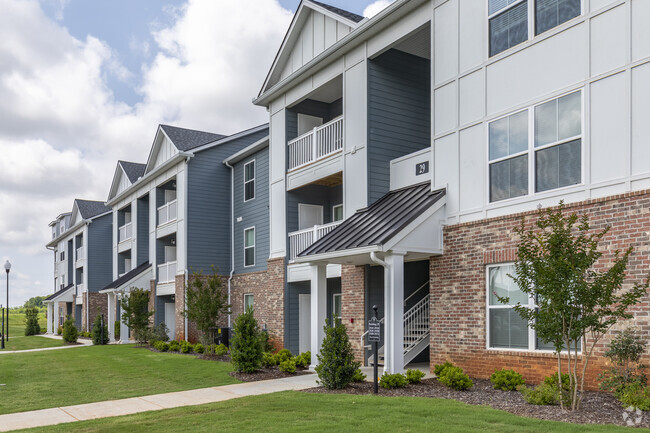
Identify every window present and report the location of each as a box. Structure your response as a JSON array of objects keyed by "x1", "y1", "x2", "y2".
[
  {"x1": 244, "y1": 294, "x2": 254, "y2": 312},
  {"x1": 244, "y1": 227, "x2": 255, "y2": 267},
  {"x1": 332, "y1": 293, "x2": 342, "y2": 326},
  {"x1": 535, "y1": 0, "x2": 580, "y2": 35},
  {"x1": 244, "y1": 160, "x2": 255, "y2": 201},
  {"x1": 332, "y1": 205, "x2": 344, "y2": 222},
  {"x1": 60, "y1": 251, "x2": 65, "y2": 261},
  {"x1": 488, "y1": 90, "x2": 581, "y2": 202}
]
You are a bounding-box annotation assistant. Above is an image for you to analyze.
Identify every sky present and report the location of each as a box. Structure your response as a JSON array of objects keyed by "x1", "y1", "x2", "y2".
[{"x1": 0, "y1": 0, "x2": 393, "y2": 307}]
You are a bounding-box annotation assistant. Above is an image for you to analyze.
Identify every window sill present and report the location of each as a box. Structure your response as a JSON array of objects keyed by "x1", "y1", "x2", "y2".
[{"x1": 486, "y1": 348, "x2": 583, "y2": 358}]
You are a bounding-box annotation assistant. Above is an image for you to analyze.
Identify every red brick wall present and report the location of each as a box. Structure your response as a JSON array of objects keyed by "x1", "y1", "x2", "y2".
[
  {"x1": 430, "y1": 190, "x2": 650, "y2": 389},
  {"x1": 341, "y1": 265, "x2": 366, "y2": 362}
]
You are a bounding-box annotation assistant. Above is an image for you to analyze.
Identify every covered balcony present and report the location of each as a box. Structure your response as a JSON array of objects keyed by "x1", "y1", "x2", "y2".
[
  {"x1": 289, "y1": 221, "x2": 341, "y2": 261},
  {"x1": 157, "y1": 180, "x2": 177, "y2": 228},
  {"x1": 157, "y1": 261, "x2": 177, "y2": 284},
  {"x1": 118, "y1": 205, "x2": 132, "y2": 243},
  {"x1": 156, "y1": 234, "x2": 177, "y2": 295},
  {"x1": 288, "y1": 116, "x2": 343, "y2": 171}
]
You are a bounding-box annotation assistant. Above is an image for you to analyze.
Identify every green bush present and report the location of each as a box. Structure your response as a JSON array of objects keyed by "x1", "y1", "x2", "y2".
[
  {"x1": 599, "y1": 328, "x2": 648, "y2": 397},
  {"x1": 279, "y1": 359, "x2": 297, "y2": 374},
  {"x1": 62, "y1": 317, "x2": 78, "y2": 343},
  {"x1": 490, "y1": 369, "x2": 525, "y2": 391},
  {"x1": 230, "y1": 308, "x2": 264, "y2": 373},
  {"x1": 434, "y1": 361, "x2": 454, "y2": 377},
  {"x1": 91, "y1": 314, "x2": 109, "y2": 345},
  {"x1": 260, "y1": 330, "x2": 274, "y2": 353},
  {"x1": 261, "y1": 352, "x2": 277, "y2": 368},
  {"x1": 543, "y1": 373, "x2": 572, "y2": 407},
  {"x1": 352, "y1": 368, "x2": 366, "y2": 383},
  {"x1": 380, "y1": 373, "x2": 408, "y2": 389},
  {"x1": 520, "y1": 383, "x2": 560, "y2": 406},
  {"x1": 169, "y1": 340, "x2": 181, "y2": 352},
  {"x1": 618, "y1": 382, "x2": 650, "y2": 411},
  {"x1": 406, "y1": 369, "x2": 426, "y2": 384},
  {"x1": 57, "y1": 325, "x2": 62, "y2": 335},
  {"x1": 194, "y1": 343, "x2": 205, "y2": 354},
  {"x1": 154, "y1": 341, "x2": 170, "y2": 352},
  {"x1": 152, "y1": 322, "x2": 170, "y2": 342},
  {"x1": 114, "y1": 321, "x2": 120, "y2": 340},
  {"x1": 24, "y1": 307, "x2": 41, "y2": 336},
  {"x1": 438, "y1": 366, "x2": 473, "y2": 390},
  {"x1": 80, "y1": 331, "x2": 92, "y2": 338},
  {"x1": 214, "y1": 343, "x2": 228, "y2": 356},
  {"x1": 294, "y1": 351, "x2": 311, "y2": 369},
  {"x1": 273, "y1": 349, "x2": 292, "y2": 365},
  {"x1": 180, "y1": 341, "x2": 193, "y2": 354},
  {"x1": 315, "y1": 319, "x2": 360, "y2": 390}
]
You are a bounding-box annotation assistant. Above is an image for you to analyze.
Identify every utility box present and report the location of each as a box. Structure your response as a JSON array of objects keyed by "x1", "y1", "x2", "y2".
[{"x1": 212, "y1": 327, "x2": 230, "y2": 347}]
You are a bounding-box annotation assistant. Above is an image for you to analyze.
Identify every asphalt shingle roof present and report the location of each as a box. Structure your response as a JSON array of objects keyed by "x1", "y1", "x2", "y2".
[
  {"x1": 310, "y1": 0, "x2": 364, "y2": 23},
  {"x1": 160, "y1": 125, "x2": 227, "y2": 152},
  {"x1": 75, "y1": 199, "x2": 111, "y2": 220},
  {"x1": 44, "y1": 283, "x2": 73, "y2": 301},
  {"x1": 100, "y1": 262, "x2": 152, "y2": 292},
  {"x1": 299, "y1": 182, "x2": 445, "y2": 257},
  {"x1": 119, "y1": 161, "x2": 146, "y2": 183}
]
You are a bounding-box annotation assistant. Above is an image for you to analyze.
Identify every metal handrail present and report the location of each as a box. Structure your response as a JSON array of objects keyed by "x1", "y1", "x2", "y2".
[{"x1": 404, "y1": 280, "x2": 429, "y2": 305}]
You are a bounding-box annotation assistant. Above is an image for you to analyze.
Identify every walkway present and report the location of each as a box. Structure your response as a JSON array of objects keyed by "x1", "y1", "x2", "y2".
[
  {"x1": 0, "y1": 336, "x2": 92, "y2": 355},
  {"x1": 0, "y1": 374, "x2": 318, "y2": 432}
]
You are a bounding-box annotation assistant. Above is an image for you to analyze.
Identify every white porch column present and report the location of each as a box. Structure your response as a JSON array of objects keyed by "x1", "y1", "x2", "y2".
[
  {"x1": 309, "y1": 263, "x2": 327, "y2": 369},
  {"x1": 119, "y1": 295, "x2": 129, "y2": 343},
  {"x1": 107, "y1": 293, "x2": 115, "y2": 342},
  {"x1": 47, "y1": 303, "x2": 53, "y2": 334},
  {"x1": 53, "y1": 302, "x2": 60, "y2": 332},
  {"x1": 385, "y1": 252, "x2": 405, "y2": 374}
]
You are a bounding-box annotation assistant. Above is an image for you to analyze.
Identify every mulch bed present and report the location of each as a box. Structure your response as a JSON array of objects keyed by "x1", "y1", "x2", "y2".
[
  {"x1": 303, "y1": 378, "x2": 647, "y2": 428},
  {"x1": 230, "y1": 368, "x2": 313, "y2": 382}
]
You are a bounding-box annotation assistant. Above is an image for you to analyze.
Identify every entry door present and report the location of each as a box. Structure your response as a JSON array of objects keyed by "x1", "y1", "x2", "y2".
[
  {"x1": 298, "y1": 294, "x2": 311, "y2": 354},
  {"x1": 298, "y1": 204, "x2": 323, "y2": 230},
  {"x1": 297, "y1": 114, "x2": 323, "y2": 136},
  {"x1": 164, "y1": 302, "x2": 176, "y2": 340}
]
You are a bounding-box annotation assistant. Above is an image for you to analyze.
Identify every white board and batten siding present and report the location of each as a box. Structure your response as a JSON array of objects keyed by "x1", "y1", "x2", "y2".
[{"x1": 430, "y1": 0, "x2": 650, "y2": 225}]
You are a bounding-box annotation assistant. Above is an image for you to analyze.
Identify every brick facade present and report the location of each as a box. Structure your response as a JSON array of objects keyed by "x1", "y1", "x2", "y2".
[
  {"x1": 430, "y1": 190, "x2": 650, "y2": 389},
  {"x1": 341, "y1": 265, "x2": 366, "y2": 362},
  {"x1": 79, "y1": 292, "x2": 108, "y2": 332}
]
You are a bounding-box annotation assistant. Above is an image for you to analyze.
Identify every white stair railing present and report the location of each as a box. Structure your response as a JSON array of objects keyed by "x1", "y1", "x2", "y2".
[
  {"x1": 288, "y1": 116, "x2": 343, "y2": 170},
  {"x1": 288, "y1": 221, "x2": 342, "y2": 260}
]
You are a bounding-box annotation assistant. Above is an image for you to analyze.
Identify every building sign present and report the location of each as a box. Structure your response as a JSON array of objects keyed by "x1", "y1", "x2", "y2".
[
  {"x1": 368, "y1": 317, "x2": 381, "y2": 342},
  {"x1": 415, "y1": 161, "x2": 429, "y2": 176}
]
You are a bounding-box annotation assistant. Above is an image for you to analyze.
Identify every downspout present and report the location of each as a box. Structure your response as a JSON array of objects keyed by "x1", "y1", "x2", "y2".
[
  {"x1": 85, "y1": 220, "x2": 90, "y2": 333},
  {"x1": 184, "y1": 157, "x2": 190, "y2": 341},
  {"x1": 369, "y1": 251, "x2": 390, "y2": 373},
  {"x1": 224, "y1": 161, "x2": 235, "y2": 329}
]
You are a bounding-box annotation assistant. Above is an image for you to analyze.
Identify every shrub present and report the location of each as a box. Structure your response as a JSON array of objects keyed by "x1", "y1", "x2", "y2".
[
  {"x1": 438, "y1": 366, "x2": 473, "y2": 390},
  {"x1": 490, "y1": 369, "x2": 525, "y2": 391},
  {"x1": 294, "y1": 351, "x2": 311, "y2": 369},
  {"x1": 315, "y1": 319, "x2": 360, "y2": 390},
  {"x1": 274, "y1": 349, "x2": 292, "y2": 365},
  {"x1": 261, "y1": 352, "x2": 277, "y2": 368},
  {"x1": 57, "y1": 325, "x2": 62, "y2": 335},
  {"x1": 152, "y1": 322, "x2": 170, "y2": 343},
  {"x1": 380, "y1": 373, "x2": 408, "y2": 389},
  {"x1": 62, "y1": 317, "x2": 78, "y2": 343},
  {"x1": 154, "y1": 341, "x2": 169, "y2": 352},
  {"x1": 91, "y1": 314, "x2": 109, "y2": 345},
  {"x1": 434, "y1": 361, "x2": 454, "y2": 377},
  {"x1": 80, "y1": 331, "x2": 92, "y2": 338},
  {"x1": 543, "y1": 373, "x2": 572, "y2": 407},
  {"x1": 194, "y1": 343, "x2": 205, "y2": 354},
  {"x1": 520, "y1": 383, "x2": 560, "y2": 406},
  {"x1": 214, "y1": 343, "x2": 228, "y2": 356},
  {"x1": 230, "y1": 308, "x2": 263, "y2": 373},
  {"x1": 260, "y1": 329, "x2": 274, "y2": 353},
  {"x1": 24, "y1": 307, "x2": 41, "y2": 336},
  {"x1": 618, "y1": 382, "x2": 650, "y2": 411},
  {"x1": 406, "y1": 369, "x2": 426, "y2": 384},
  {"x1": 114, "y1": 321, "x2": 120, "y2": 340},
  {"x1": 279, "y1": 359, "x2": 297, "y2": 374},
  {"x1": 180, "y1": 341, "x2": 193, "y2": 354},
  {"x1": 169, "y1": 340, "x2": 181, "y2": 352},
  {"x1": 352, "y1": 368, "x2": 367, "y2": 383},
  {"x1": 599, "y1": 328, "x2": 648, "y2": 396}
]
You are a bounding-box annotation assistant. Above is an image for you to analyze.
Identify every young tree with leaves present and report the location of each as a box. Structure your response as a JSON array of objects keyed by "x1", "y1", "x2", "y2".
[
  {"x1": 182, "y1": 268, "x2": 230, "y2": 346},
  {"x1": 24, "y1": 306, "x2": 41, "y2": 336},
  {"x1": 499, "y1": 202, "x2": 648, "y2": 410},
  {"x1": 120, "y1": 287, "x2": 153, "y2": 346},
  {"x1": 230, "y1": 307, "x2": 263, "y2": 373}
]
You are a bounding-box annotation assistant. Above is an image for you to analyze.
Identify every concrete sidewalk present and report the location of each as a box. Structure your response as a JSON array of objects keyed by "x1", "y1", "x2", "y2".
[{"x1": 0, "y1": 374, "x2": 318, "y2": 432}]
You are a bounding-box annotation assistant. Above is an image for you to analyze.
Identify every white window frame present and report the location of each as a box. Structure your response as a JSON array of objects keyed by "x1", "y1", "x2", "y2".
[
  {"x1": 487, "y1": 0, "x2": 583, "y2": 58},
  {"x1": 244, "y1": 160, "x2": 255, "y2": 202},
  {"x1": 332, "y1": 204, "x2": 343, "y2": 222},
  {"x1": 244, "y1": 226, "x2": 255, "y2": 268},
  {"x1": 485, "y1": 263, "x2": 581, "y2": 353},
  {"x1": 332, "y1": 293, "x2": 342, "y2": 325},
  {"x1": 486, "y1": 89, "x2": 584, "y2": 204},
  {"x1": 244, "y1": 293, "x2": 254, "y2": 312}
]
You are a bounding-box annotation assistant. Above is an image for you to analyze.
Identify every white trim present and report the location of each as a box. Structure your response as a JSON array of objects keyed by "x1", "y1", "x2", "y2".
[
  {"x1": 332, "y1": 204, "x2": 344, "y2": 222},
  {"x1": 244, "y1": 226, "x2": 256, "y2": 268},
  {"x1": 244, "y1": 159, "x2": 256, "y2": 202},
  {"x1": 222, "y1": 135, "x2": 269, "y2": 165}
]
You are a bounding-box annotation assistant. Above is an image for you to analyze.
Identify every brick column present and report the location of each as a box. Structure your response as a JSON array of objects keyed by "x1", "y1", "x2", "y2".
[
  {"x1": 265, "y1": 257, "x2": 286, "y2": 349},
  {"x1": 341, "y1": 264, "x2": 366, "y2": 363},
  {"x1": 148, "y1": 279, "x2": 156, "y2": 327}
]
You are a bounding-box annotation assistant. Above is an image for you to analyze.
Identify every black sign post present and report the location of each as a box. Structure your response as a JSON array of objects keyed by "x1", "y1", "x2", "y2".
[{"x1": 368, "y1": 305, "x2": 381, "y2": 394}]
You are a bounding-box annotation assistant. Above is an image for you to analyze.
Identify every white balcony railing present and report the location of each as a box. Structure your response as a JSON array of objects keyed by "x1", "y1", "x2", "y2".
[
  {"x1": 76, "y1": 283, "x2": 85, "y2": 293},
  {"x1": 288, "y1": 221, "x2": 342, "y2": 260},
  {"x1": 158, "y1": 261, "x2": 177, "y2": 284},
  {"x1": 118, "y1": 222, "x2": 133, "y2": 243},
  {"x1": 158, "y1": 200, "x2": 178, "y2": 227},
  {"x1": 76, "y1": 246, "x2": 84, "y2": 261},
  {"x1": 288, "y1": 116, "x2": 343, "y2": 171}
]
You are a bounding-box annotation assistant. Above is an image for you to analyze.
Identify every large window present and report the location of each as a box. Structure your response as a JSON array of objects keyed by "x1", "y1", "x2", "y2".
[
  {"x1": 333, "y1": 293, "x2": 342, "y2": 326},
  {"x1": 489, "y1": 0, "x2": 581, "y2": 57},
  {"x1": 488, "y1": 90, "x2": 582, "y2": 203},
  {"x1": 244, "y1": 160, "x2": 255, "y2": 202},
  {"x1": 244, "y1": 227, "x2": 255, "y2": 267}
]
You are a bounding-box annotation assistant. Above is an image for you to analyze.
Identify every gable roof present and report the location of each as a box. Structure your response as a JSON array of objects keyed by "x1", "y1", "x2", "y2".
[
  {"x1": 119, "y1": 161, "x2": 146, "y2": 183},
  {"x1": 310, "y1": 0, "x2": 364, "y2": 23},
  {"x1": 100, "y1": 262, "x2": 152, "y2": 292},
  {"x1": 298, "y1": 182, "x2": 445, "y2": 257},
  {"x1": 75, "y1": 199, "x2": 111, "y2": 220},
  {"x1": 44, "y1": 283, "x2": 74, "y2": 302},
  {"x1": 159, "y1": 125, "x2": 227, "y2": 152}
]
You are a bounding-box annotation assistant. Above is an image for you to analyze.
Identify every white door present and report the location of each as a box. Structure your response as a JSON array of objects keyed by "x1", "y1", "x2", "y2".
[
  {"x1": 297, "y1": 114, "x2": 323, "y2": 136},
  {"x1": 298, "y1": 294, "x2": 311, "y2": 354},
  {"x1": 164, "y1": 302, "x2": 176, "y2": 340},
  {"x1": 298, "y1": 204, "x2": 323, "y2": 230}
]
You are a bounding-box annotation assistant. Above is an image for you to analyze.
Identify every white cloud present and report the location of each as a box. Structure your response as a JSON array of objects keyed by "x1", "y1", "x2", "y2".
[
  {"x1": 363, "y1": 0, "x2": 394, "y2": 18},
  {"x1": 0, "y1": 0, "x2": 292, "y2": 306}
]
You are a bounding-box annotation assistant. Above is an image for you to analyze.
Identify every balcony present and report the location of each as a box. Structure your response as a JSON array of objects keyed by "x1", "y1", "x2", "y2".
[
  {"x1": 288, "y1": 221, "x2": 342, "y2": 261},
  {"x1": 158, "y1": 261, "x2": 177, "y2": 284},
  {"x1": 158, "y1": 200, "x2": 177, "y2": 227},
  {"x1": 76, "y1": 283, "x2": 85, "y2": 293},
  {"x1": 118, "y1": 222, "x2": 133, "y2": 243},
  {"x1": 288, "y1": 116, "x2": 343, "y2": 171}
]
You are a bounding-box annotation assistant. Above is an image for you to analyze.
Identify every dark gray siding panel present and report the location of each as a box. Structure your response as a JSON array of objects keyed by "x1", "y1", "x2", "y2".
[
  {"x1": 67, "y1": 240, "x2": 73, "y2": 278},
  {"x1": 87, "y1": 214, "x2": 113, "y2": 292},
  {"x1": 286, "y1": 185, "x2": 343, "y2": 233},
  {"x1": 137, "y1": 195, "x2": 149, "y2": 266},
  {"x1": 285, "y1": 281, "x2": 310, "y2": 355},
  {"x1": 187, "y1": 128, "x2": 269, "y2": 273},
  {"x1": 367, "y1": 49, "x2": 431, "y2": 204},
  {"x1": 233, "y1": 147, "x2": 270, "y2": 273}
]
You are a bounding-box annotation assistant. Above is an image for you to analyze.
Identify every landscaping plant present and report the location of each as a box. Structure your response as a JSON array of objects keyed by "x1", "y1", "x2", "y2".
[
  {"x1": 599, "y1": 328, "x2": 647, "y2": 396},
  {"x1": 498, "y1": 202, "x2": 649, "y2": 410},
  {"x1": 434, "y1": 361, "x2": 454, "y2": 377},
  {"x1": 315, "y1": 318, "x2": 360, "y2": 389},
  {"x1": 180, "y1": 340, "x2": 193, "y2": 353},
  {"x1": 273, "y1": 349, "x2": 292, "y2": 365},
  {"x1": 230, "y1": 307, "x2": 263, "y2": 373},
  {"x1": 437, "y1": 366, "x2": 473, "y2": 390},
  {"x1": 169, "y1": 340, "x2": 181, "y2": 352},
  {"x1": 406, "y1": 368, "x2": 426, "y2": 384},
  {"x1": 279, "y1": 359, "x2": 297, "y2": 374},
  {"x1": 214, "y1": 343, "x2": 228, "y2": 356},
  {"x1": 114, "y1": 321, "x2": 120, "y2": 340},
  {"x1": 520, "y1": 382, "x2": 561, "y2": 406},
  {"x1": 24, "y1": 306, "x2": 41, "y2": 336},
  {"x1": 261, "y1": 352, "x2": 277, "y2": 368},
  {"x1": 182, "y1": 268, "x2": 230, "y2": 347},
  {"x1": 352, "y1": 368, "x2": 367, "y2": 383},
  {"x1": 490, "y1": 369, "x2": 525, "y2": 391},
  {"x1": 120, "y1": 288, "x2": 154, "y2": 346},
  {"x1": 194, "y1": 343, "x2": 205, "y2": 354},
  {"x1": 380, "y1": 373, "x2": 408, "y2": 389},
  {"x1": 151, "y1": 322, "x2": 170, "y2": 343},
  {"x1": 91, "y1": 314, "x2": 109, "y2": 345},
  {"x1": 62, "y1": 317, "x2": 78, "y2": 343}
]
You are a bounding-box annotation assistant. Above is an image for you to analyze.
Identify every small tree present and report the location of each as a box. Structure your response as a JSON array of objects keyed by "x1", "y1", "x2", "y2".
[
  {"x1": 315, "y1": 318, "x2": 360, "y2": 389},
  {"x1": 182, "y1": 268, "x2": 230, "y2": 346},
  {"x1": 62, "y1": 316, "x2": 78, "y2": 343},
  {"x1": 499, "y1": 202, "x2": 648, "y2": 410},
  {"x1": 91, "y1": 313, "x2": 109, "y2": 345},
  {"x1": 24, "y1": 306, "x2": 41, "y2": 336},
  {"x1": 230, "y1": 307, "x2": 263, "y2": 372},
  {"x1": 120, "y1": 287, "x2": 154, "y2": 346},
  {"x1": 599, "y1": 328, "x2": 647, "y2": 395}
]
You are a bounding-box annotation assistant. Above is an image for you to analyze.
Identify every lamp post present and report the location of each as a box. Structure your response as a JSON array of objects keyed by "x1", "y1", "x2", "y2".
[{"x1": 4, "y1": 260, "x2": 10, "y2": 341}]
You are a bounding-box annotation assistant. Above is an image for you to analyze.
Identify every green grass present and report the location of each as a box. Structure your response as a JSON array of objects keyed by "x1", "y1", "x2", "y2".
[
  {"x1": 19, "y1": 391, "x2": 647, "y2": 433},
  {"x1": 3, "y1": 335, "x2": 64, "y2": 351},
  {"x1": 0, "y1": 345, "x2": 238, "y2": 415},
  {"x1": 6, "y1": 311, "x2": 47, "y2": 336}
]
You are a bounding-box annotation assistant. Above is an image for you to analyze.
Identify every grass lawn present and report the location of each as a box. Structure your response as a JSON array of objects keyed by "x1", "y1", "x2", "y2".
[
  {"x1": 7, "y1": 310, "x2": 47, "y2": 336},
  {"x1": 0, "y1": 345, "x2": 238, "y2": 415},
  {"x1": 3, "y1": 335, "x2": 64, "y2": 351},
  {"x1": 20, "y1": 391, "x2": 648, "y2": 433}
]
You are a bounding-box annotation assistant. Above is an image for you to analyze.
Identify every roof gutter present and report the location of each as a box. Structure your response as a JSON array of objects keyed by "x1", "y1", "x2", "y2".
[{"x1": 292, "y1": 245, "x2": 380, "y2": 264}]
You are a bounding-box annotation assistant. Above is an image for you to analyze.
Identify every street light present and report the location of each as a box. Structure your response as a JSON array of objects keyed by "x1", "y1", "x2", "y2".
[{"x1": 4, "y1": 260, "x2": 10, "y2": 341}]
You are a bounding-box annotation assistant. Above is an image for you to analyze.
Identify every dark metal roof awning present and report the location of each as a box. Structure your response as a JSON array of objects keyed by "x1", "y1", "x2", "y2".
[
  {"x1": 100, "y1": 262, "x2": 152, "y2": 292},
  {"x1": 44, "y1": 283, "x2": 74, "y2": 303}
]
